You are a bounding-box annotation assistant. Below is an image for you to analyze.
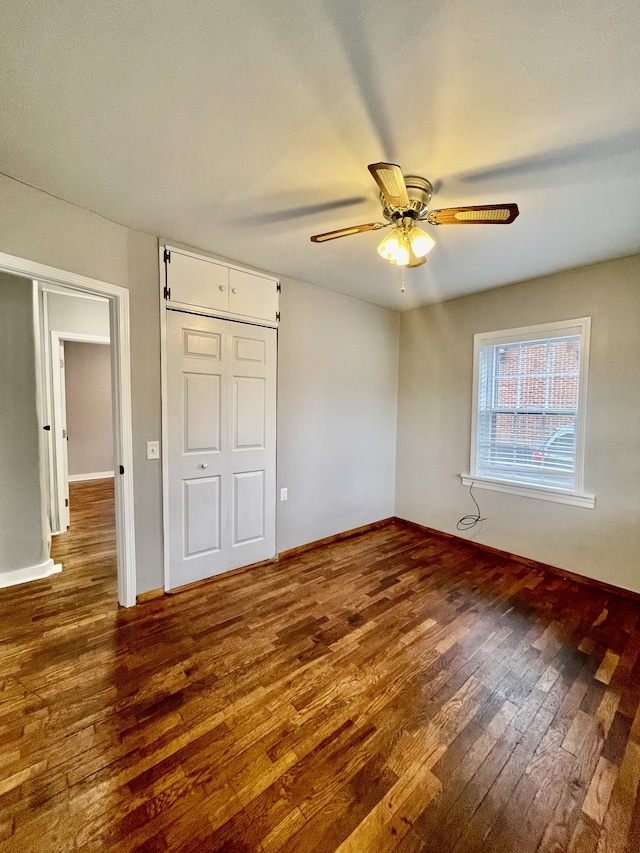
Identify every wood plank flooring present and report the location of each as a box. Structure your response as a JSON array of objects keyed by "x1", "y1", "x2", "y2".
[{"x1": 1, "y1": 481, "x2": 640, "y2": 851}]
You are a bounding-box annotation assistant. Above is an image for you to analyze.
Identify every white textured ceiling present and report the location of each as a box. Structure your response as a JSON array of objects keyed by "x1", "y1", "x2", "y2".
[{"x1": 1, "y1": 1, "x2": 639, "y2": 310}]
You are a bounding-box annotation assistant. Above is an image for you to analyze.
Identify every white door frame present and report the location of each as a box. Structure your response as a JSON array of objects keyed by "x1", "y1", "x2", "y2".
[
  {"x1": 0, "y1": 251, "x2": 137, "y2": 607},
  {"x1": 51, "y1": 336, "x2": 70, "y2": 531}
]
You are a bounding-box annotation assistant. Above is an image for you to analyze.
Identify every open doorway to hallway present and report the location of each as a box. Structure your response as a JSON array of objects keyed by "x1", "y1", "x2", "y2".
[
  {"x1": 41, "y1": 286, "x2": 118, "y2": 593},
  {"x1": 52, "y1": 335, "x2": 117, "y2": 588},
  {"x1": 0, "y1": 251, "x2": 136, "y2": 606},
  {"x1": 40, "y1": 286, "x2": 112, "y2": 534}
]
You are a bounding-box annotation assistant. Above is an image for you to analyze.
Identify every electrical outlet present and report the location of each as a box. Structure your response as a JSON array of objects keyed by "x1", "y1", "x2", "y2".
[
  {"x1": 280, "y1": 487, "x2": 288, "y2": 501},
  {"x1": 146, "y1": 440, "x2": 160, "y2": 460}
]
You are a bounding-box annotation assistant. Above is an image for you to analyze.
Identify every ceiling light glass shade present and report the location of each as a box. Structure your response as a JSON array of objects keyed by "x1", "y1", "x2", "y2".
[
  {"x1": 408, "y1": 225, "x2": 435, "y2": 258},
  {"x1": 386, "y1": 243, "x2": 426, "y2": 268},
  {"x1": 377, "y1": 229, "x2": 410, "y2": 266},
  {"x1": 378, "y1": 223, "x2": 435, "y2": 266},
  {"x1": 407, "y1": 245, "x2": 427, "y2": 267}
]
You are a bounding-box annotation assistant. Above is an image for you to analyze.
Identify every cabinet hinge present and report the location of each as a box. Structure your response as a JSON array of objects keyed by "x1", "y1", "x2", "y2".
[
  {"x1": 163, "y1": 248, "x2": 171, "y2": 300},
  {"x1": 276, "y1": 281, "x2": 281, "y2": 293},
  {"x1": 276, "y1": 311, "x2": 281, "y2": 322}
]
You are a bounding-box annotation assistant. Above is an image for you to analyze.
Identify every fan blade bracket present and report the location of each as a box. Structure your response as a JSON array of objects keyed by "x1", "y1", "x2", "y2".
[
  {"x1": 368, "y1": 162, "x2": 411, "y2": 209},
  {"x1": 310, "y1": 222, "x2": 387, "y2": 243},
  {"x1": 427, "y1": 204, "x2": 519, "y2": 225}
]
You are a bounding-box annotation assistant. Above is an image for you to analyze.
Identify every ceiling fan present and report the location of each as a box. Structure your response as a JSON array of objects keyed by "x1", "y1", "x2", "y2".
[{"x1": 311, "y1": 162, "x2": 519, "y2": 270}]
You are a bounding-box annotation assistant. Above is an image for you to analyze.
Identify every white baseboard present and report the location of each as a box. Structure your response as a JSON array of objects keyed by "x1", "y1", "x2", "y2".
[
  {"x1": 68, "y1": 471, "x2": 114, "y2": 482},
  {"x1": 0, "y1": 558, "x2": 62, "y2": 589}
]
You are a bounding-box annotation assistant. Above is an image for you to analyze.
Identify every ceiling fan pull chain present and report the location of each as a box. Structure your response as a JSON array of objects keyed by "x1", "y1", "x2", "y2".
[{"x1": 401, "y1": 266, "x2": 406, "y2": 294}]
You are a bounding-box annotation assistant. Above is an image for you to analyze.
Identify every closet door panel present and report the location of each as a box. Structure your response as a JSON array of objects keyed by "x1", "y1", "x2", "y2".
[
  {"x1": 233, "y1": 376, "x2": 265, "y2": 449},
  {"x1": 183, "y1": 372, "x2": 221, "y2": 452},
  {"x1": 232, "y1": 470, "x2": 265, "y2": 545},
  {"x1": 184, "y1": 476, "x2": 221, "y2": 556}
]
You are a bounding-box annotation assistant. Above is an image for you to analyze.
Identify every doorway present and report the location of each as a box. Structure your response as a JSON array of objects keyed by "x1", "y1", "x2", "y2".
[
  {"x1": 0, "y1": 251, "x2": 136, "y2": 606},
  {"x1": 64, "y1": 340, "x2": 114, "y2": 483},
  {"x1": 41, "y1": 283, "x2": 112, "y2": 534},
  {"x1": 49, "y1": 334, "x2": 113, "y2": 561}
]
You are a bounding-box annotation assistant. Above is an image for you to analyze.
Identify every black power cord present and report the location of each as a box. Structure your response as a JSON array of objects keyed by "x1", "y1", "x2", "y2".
[{"x1": 457, "y1": 481, "x2": 486, "y2": 531}]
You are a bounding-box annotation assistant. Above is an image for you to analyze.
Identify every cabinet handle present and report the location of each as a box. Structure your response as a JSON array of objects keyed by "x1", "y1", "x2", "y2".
[
  {"x1": 200, "y1": 462, "x2": 208, "y2": 469},
  {"x1": 219, "y1": 285, "x2": 227, "y2": 292},
  {"x1": 231, "y1": 287, "x2": 238, "y2": 294}
]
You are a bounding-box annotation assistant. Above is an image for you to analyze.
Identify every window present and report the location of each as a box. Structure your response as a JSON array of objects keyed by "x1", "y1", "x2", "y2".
[{"x1": 463, "y1": 318, "x2": 594, "y2": 508}]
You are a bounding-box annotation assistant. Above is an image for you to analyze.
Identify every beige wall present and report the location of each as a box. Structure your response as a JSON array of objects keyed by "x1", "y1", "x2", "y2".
[
  {"x1": 277, "y1": 277, "x2": 400, "y2": 552},
  {"x1": 0, "y1": 274, "x2": 48, "y2": 575},
  {"x1": 0, "y1": 174, "x2": 129, "y2": 286},
  {"x1": 46, "y1": 290, "x2": 111, "y2": 338},
  {"x1": 64, "y1": 342, "x2": 114, "y2": 477},
  {"x1": 395, "y1": 254, "x2": 640, "y2": 594}
]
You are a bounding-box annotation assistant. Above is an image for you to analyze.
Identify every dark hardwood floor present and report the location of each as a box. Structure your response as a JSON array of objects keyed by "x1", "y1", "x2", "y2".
[{"x1": 1, "y1": 480, "x2": 639, "y2": 851}]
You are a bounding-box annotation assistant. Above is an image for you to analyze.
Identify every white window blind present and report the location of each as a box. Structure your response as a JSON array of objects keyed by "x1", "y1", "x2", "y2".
[{"x1": 470, "y1": 318, "x2": 591, "y2": 499}]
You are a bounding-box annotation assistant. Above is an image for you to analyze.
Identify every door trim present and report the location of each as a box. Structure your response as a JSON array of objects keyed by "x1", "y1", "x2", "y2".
[{"x1": 0, "y1": 251, "x2": 137, "y2": 608}]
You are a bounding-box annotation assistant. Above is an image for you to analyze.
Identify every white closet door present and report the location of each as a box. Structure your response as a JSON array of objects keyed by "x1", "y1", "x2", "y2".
[
  {"x1": 228, "y1": 326, "x2": 276, "y2": 570},
  {"x1": 166, "y1": 310, "x2": 276, "y2": 589}
]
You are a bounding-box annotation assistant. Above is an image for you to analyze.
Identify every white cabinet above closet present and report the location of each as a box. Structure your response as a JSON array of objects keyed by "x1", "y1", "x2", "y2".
[{"x1": 162, "y1": 245, "x2": 279, "y2": 326}]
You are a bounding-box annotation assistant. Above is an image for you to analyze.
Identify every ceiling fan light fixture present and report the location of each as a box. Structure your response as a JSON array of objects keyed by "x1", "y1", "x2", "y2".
[
  {"x1": 378, "y1": 223, "x2": 434, "y2": 266},
  {"x1": 309, "y1": 163, "x2": 519, "y2": 272}
]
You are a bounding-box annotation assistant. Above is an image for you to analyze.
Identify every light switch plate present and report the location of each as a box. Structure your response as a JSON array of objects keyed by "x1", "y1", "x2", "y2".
[
  {"x1": 280, "y1": 488, "x2": 288, "y2": 501},
  {"x1": 146, "y1": 440, "x2": 160, "y2": 460}
]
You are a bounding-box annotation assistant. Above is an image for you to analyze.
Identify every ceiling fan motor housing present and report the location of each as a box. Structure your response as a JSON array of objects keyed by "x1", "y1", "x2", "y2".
[{"x1": 381, "y1": 175, "x2": 433, "y2": 222}]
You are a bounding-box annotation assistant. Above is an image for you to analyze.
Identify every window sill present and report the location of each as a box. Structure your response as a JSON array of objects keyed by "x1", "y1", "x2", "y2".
[{"x1": 460, "y1": 475, "x2": 596, "y2": 509}]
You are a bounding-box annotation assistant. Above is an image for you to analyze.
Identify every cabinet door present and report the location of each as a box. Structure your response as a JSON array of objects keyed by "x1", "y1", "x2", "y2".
[
  {"x1": 228, "y1": 269, "x2": 278, "y2": 323},
  {"x1": 169, "y1": 250, "x2": 229, "y2": 312}
]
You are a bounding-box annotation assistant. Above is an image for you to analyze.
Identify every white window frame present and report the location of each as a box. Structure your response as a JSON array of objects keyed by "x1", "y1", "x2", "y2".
[{"x1": 462, "y1": 317, "x2": 595, "y2": 509}]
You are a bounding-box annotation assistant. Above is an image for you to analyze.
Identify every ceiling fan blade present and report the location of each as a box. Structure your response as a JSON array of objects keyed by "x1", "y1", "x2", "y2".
[
  {"x1": 368, "y1": 162, "x2": 410, "y2": 208},
  {"x1": 310, "y1": 222, "x2": 387, "y2": 243},
  {"x1": 427, "y1": 204, "x2": 519, "y2": 225}
]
